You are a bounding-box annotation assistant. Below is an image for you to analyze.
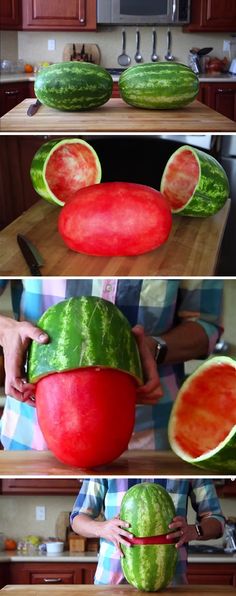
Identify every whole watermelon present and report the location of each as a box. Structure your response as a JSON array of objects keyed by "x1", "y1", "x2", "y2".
[
  {"x1": 168, "y1": 356, "x2": 236, "y2": 472},
  {"x1": 120, "y1": 483, "x2": 178, "y2": 591},
  {"x1": 27, "y1": 297, "x2": 143, "y2": 468},
  {"x1": 30, "y1": 138, "x2": 101, "y2": 206},
  {"x1": 160, "y1": 145, "x2": 229, "y2": 216},
  {"x1": 34, "y1": 62, "x2": 113, "y2": 111},
  {"x1": 119, "y1": 62, "x2": 199, "y2": 109}
]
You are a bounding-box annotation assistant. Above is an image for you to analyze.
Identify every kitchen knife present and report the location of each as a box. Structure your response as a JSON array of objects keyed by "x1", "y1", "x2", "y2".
[
  {"x1": 17, "y1": 234, "x2": 44, "y2": 276},
  {"x1": 125, "y1": 533, "x2": 177, "y2": 546},
  {"x1": 27, "y1": 98, "x2": 41, "y2": 116}
]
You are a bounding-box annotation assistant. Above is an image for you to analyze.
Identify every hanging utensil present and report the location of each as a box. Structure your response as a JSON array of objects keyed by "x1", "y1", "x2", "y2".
[
  {"x1": 118, "y1": 29, "x2": 131, "y2": 67},
  {"x1": 134, "y1": 29, "x2": 143, "y2": 63},
  {"x1": 165, "y1": 28, "x2": 175, "y2": 61},
  {"x1": 151, "y1": 29, "x2": 158, "y2": 62}
]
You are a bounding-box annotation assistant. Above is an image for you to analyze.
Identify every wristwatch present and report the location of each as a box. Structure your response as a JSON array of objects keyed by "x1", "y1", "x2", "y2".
[
  {"x1": 153, "y1": 336, "x2": 168, "y2": 365},
  {"x1": 195, "y1": 523, "x2": 204, "y2": 538}
]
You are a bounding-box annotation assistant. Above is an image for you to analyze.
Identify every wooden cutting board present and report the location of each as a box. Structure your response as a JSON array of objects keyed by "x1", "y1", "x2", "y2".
[
  {"x1": 0, "y1": 200, "x2": 230, "y2": 276},
  {"x1": 1, "y1": 98, "x2": 236, "y2": 132},
  {"x1": 0, "y1": 450, "x2": 230, "y2": 476},
  {"x1": 1, "y1": 585, "x2": 235, "y2": 594}
]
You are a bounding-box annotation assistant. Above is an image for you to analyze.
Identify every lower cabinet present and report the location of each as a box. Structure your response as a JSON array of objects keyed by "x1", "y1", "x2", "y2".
[
  {"x1": 187, "y1": 563, "x2": 236, "y2": 586},
  {"x1": 8, "y1": 562, "x2": 97, "y2": 585},
  {"x1": 198, "y1": 82, "x2": 236, "y2": 122}
]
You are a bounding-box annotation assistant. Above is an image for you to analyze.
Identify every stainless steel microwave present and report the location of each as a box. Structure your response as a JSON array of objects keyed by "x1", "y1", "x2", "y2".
[{"x1": 97, "y1": 0, "x2": 190, "y2": 25}]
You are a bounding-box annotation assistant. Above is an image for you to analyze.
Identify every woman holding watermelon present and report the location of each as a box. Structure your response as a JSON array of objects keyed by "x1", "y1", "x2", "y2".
[{"x1": 0, "y1": 278, "x2": 222, "y2": 451}]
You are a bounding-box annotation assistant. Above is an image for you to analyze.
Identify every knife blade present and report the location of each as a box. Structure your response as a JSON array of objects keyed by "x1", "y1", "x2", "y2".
[
  {"x1": 27, "y1": 99, "x2": 41, "y2": 116},
  {"x1": 17, "y1": 234, "x2": 44, "y2": 276},
  {"x1": 125, "y1": 533, "x2": 177, "y2": 546}
]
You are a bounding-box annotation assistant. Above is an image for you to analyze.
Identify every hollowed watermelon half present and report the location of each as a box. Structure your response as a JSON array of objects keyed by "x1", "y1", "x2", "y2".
[
  {"x1": 168, "y1": 356, "x2": 236, "y2": 472},
  {"x1": 30, "y1": 138, "x2": 101, "y2": 206},
  {"x1": 35, "y1": 367, "x2": 137, "y2": 468},
  {"x1": 160, "y1": 145, "x2": 229, "y2": 217}
]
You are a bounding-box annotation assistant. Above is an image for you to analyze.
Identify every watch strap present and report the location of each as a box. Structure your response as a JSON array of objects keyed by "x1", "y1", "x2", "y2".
[{"x1": 153, "y1": 336, "x2": 168, "y2": 364}]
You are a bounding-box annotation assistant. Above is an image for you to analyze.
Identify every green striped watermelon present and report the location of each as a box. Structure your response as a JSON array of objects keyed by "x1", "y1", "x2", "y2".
[
  {"x1": 34, "y1": 62, "x2": 113, "y2": 111},
  {"x1": 168, "y1": 356, "x2": 236, "y2": 472},
  {"x1": 160, "y1": 145, "x2": 229, "y2": 216},
  {"x1": 120, "y1": 483, "x2": 178, "y2": 591},
  {"x1": 28, "y1": 296, "x2": 143, "y2": 385},
  {"x1": 118, "y1": 62, "x2": 199, "y2": 110},
  {"x1": 30, "y1": 138, "x2": 101, "y2": 206}
]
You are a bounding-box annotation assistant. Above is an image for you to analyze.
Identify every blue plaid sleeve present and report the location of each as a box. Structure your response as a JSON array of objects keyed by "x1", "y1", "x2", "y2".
[
  {"x1": 0, "y1": 280, "x2": 9, "y2": 295},
  {"x1": 177, "y1": 280, "x2": 223, "y2": 354},
  {"x1": 189, "y1": 480, "x2": 225, "y2": 528},
  {"x1": 70, "y1": 479, "x2": 108, "y2": 524}
]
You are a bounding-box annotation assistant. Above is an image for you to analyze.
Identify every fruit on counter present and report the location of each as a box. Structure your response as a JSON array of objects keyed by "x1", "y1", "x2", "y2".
[
  {"x1": 24, "y1": 63, "x2": 34, "y2": 73},
  {"x1": 25, "y1": 535, "x2": 41, "y2": 547},
  {"x1": 35, "y1": 367, "x2": 137, "y2": 467},
  {"x1": 168, "y1": 356, "x2": 236, "y2": 472},
  {"x1": 58, "y1": 182, "x2": 172, "y2": 256},
  {"x1": 4, "y1": 538, "x2": 17, "y2": 551},
  {"x1": 28, "y1": 296, "x2": 143, "y2": 384},
  {"x1": 118, "y1": 62, "x2": 199, "y2": 110},
  {"x1": 120, "y1": 483, "x2": 178, "y2": 591},
  {"x1": 30, "y1": 138, "x2": 101, "y2": 206},
  {"x1": 160, "y1": 145, "x2": 230, "y2": 217},
  {"x1": 34, "y1": 61, "x2": 113, "y2": 111}
]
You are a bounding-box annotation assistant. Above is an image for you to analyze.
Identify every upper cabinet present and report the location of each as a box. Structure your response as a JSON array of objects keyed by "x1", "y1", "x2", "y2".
[
  {"x1": 22, "y1": 0, "x2": 97, "y2": 31},
  {"x1": 0, "y1": 0, "x2": 21, "y2": 29},
  {"x1": 185, "y1": 0, "x2": 236, "y2": 32}
]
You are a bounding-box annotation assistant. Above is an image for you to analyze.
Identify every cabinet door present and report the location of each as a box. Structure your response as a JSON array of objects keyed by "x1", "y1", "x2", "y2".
[
  {"x1": 1, "y1": 478, "x2": 81, "y2": 494},
  {"x1": 214, "y1": 86, "x2": 236, "y2": 122},
  {"x1": 0, "y1": 83, "x2": 28, "y2": 118},
  {"x1": 185, "y1": 0, "x2": 236, "y2": 31},
  {"x1": 22, "y1": 0, "x2": 96, "y2": 30},
  {"x1": 31, "y1": 572, "x2": 74, "y2": 584},
  {"x1": 0, "y1": 0, "x2": 21, "y2": 29},
  {"x1": 187, "y1": 563, "x2": 236, "y2": 586}
]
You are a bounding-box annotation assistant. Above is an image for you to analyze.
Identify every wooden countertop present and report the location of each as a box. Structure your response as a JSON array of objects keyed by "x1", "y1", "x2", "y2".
[
  {"x1": 1, "y1": 585, "x2": 236, "y2": 595},
  {"x1": 0, "y1": 450, "x2": 231, "y2": 477},
  {"x1": 0, "y1": 199, "x2": 230, "y2": 277},
  {"x1": 1, "y1": 98, "x2": 236, "y2": 132}
]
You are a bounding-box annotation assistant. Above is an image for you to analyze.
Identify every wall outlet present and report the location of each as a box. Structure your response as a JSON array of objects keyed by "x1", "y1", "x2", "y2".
[
  {"x1": 223, "y1": 40, "x2": 230, "y2": 52},
  {"x1": 36, "y1": 506, "x2": 46, "y2": 521},
  {"x1": 48, "y1": 39, "x2": 56, "y2": 51}
]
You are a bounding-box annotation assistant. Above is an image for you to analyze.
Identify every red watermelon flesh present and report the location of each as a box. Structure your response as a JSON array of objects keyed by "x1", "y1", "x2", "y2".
[
  {"x1": 35, "y1": 367, "x2": 137, "y2": 468},
  {"x1": 45, "y1": 142, "x2": 100, "y2": 204},
  {"x1": 161, "y1": 149, "x2": 199, "y2": 210},
  {"x1": 171, "y1": 362, "x2": 236, "y2": 458}
]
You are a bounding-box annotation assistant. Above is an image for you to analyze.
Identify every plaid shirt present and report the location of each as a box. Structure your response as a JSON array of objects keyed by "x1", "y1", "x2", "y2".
[
  {"x1": 0, "y1": 278, "x2": 223, "y2": 449},
  {"x1": 70, "y1": 478, "x2": 225, "y2": 585}
]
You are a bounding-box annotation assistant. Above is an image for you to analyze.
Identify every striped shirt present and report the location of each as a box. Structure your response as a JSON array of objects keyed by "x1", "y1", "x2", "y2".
[
  {"x1": 70, "y1": 478, "x2": 225, "y2": 585},
  {"x1": 0, "y1": 279, "x2": 223, "y2": 450}
]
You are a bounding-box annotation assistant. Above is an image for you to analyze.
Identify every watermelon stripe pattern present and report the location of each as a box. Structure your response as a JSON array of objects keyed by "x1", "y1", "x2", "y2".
[
  {"x1": 120, "y1": 483, "x2": 178, "y2": 591},
  {"x1": 30, "y1": 138, "x2": 101, "y2": 206},
  {"x1": 119, "y1": 62, "x2": 199, "y2": 109},
  {"x1": 161, "y1": 145, "x2": 230, "y2": 217},
  {"x1": 28, "y1": 297, "x2": 143, "y2": 385},
  {"x1": 34, "y1": 62, "x2": 113, "y2": 111}
]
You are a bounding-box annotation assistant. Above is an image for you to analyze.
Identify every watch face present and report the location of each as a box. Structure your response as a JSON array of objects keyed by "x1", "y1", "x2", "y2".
[{"x1": 154, "y1": 337, "x2": 167, "y2": 364}]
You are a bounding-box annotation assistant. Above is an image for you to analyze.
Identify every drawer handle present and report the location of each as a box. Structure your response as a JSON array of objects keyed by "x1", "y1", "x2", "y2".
[
  {"x1": 217, "y1": 88, "x2": 234, "y2": 93},
  {"x1": 4, "y1": 90, "x2": 20, "y2": 95},
  {"x1": 43, "y1": 578, "x2": 62, "y2": 583}
]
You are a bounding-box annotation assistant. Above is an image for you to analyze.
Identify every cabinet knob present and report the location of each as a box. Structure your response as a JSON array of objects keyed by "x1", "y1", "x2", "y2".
[
  {"x1": 43, "y1": 578, "x2": 62, "y2": 583},
  {"x1": 4, "y1": 90, "x2": 20, "y2": 96}
]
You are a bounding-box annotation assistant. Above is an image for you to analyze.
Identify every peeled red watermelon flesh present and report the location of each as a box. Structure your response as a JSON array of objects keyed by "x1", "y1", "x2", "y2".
[
  {"x1": 30, "y1": 138, "x2": 101, "y2": 206},
  {"x1": 168, "y1": 356, "x2": 236, "y2": 472},
  {"x1": 160, "y1": 145, "x2": 229, "y2": 217},
  {"x1": 35, "y1": 367, "x2": 137, "y2": 468}
]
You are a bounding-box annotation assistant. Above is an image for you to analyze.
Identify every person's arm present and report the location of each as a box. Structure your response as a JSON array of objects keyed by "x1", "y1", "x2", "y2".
[
  {"x1": 0, "y1": 315, "x2": 49, "y2": 403},
  {"x1": 167, "y1": 514, "x2": 223, "y2": 549},
  {"x1": 145, "y1": 319, "x2": 209, "y2": 365},
  {"x1": 71, "y1": 513, "x2": 132, "y2": 556}
]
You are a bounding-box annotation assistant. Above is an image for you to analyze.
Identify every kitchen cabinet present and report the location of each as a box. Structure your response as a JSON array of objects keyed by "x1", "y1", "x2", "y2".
[
  {"x1": 215, "y1": 480, "x2": 236, "y2": 497},
  {"x1": 185, "y1": 0, "x2": 236, "y2": 32},
  {"x1": 0, "y1": 562, "x2": 9, "y2": 590},
  {"x1": 0, "y1": 0, "x2": 21, "y2": 30},
  {"x1": 8, "y1": 562, "x2": 96, "y2": 584},
  {"x1": 187, "y1": 563, "x2": 236, "y2": 586},
  {"x1": 198, "y1": 82, "x2": 236, "y2": 121},
  {"x1": 0, "y1": 83, "x2": 29, "y2": 118},
  {"x1": 22, "y1": 0, "x2": 96, "y2": 31},
  {"x1": 1, "y1": 479, "x2": 81, "y2": 494}
]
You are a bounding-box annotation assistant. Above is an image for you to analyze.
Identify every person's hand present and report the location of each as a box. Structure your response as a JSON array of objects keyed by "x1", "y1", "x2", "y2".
[
  {"x1": 167, "y1": 516, "x2": 198, "y2": 548},
  {"x1": 99, "y1": 517, "x2": 133, "y2": 556},
  {"x1": 132, "y1": 325, "x2": 163, "y2": 405},
  {"x1": 0, "y1": 317, "x2": 49, "y2": 405}
]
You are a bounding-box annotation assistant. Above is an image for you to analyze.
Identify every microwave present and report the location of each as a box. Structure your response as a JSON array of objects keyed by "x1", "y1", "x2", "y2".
[{"x1": 97, "y1": 0, "x2": 190, "y2": 25}]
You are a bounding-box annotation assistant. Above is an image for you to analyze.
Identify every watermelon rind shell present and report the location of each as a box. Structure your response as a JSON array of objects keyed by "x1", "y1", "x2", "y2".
[
  {"x1": 30, "y1": 138, "x2": 102, "y2": 206},
  {"x1": 168, "y1": 356, "x2": 236, "y2": 472},
  {"x1": 160, "y1": 144, "x2": 230, "y2": 217},
  {"x1": 120, "y1": 483, "x2": 178, "y2": 591},
  {"x1": 28, "y1": 296, "x2": 143, "y2": 385},
  {"x1": 118, "y1": 62, "x2": 199, "y2": 110},
  {"x1": 34, "y1": 61, "x2": 113, "y2": 111}
]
